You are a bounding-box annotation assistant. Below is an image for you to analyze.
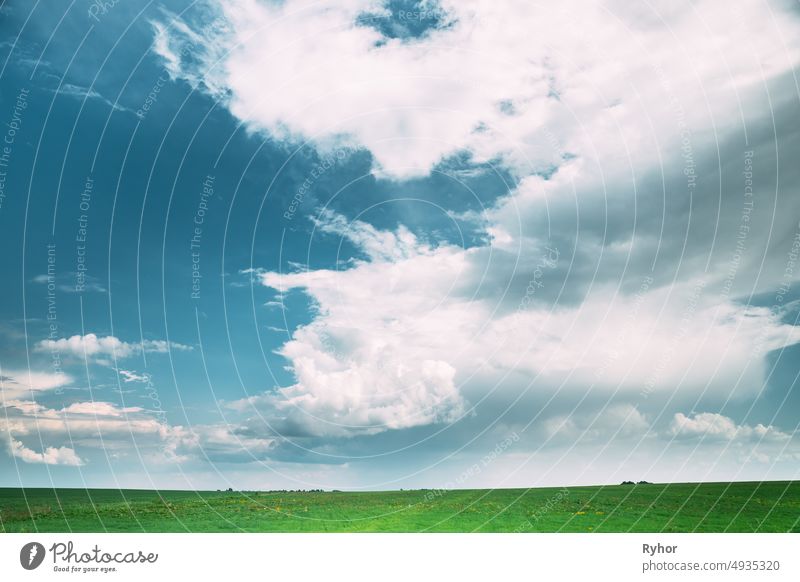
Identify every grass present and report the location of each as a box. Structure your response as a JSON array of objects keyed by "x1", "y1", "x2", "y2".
[{"x1": 1, "y1": 481, "x2": 798, "y2": 532}]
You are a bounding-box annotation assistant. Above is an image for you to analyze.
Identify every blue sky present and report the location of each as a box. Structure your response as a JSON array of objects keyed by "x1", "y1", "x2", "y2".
[{"x1": 1, "y1": 0, "x2": 800, "y2": 490}]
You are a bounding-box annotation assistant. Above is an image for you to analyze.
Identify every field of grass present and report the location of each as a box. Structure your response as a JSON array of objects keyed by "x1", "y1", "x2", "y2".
[{"x1": 1, "y1": 481, "x2": 798, "y2": 533}]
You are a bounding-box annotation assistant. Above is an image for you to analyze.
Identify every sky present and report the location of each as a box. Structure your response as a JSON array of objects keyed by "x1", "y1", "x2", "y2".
[{"x1": 1, "y1": 0, "x2": 800, "y2": 491}]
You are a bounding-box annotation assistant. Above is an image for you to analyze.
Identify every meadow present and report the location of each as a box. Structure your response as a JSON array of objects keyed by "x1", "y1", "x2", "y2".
[{"x1": 1, "y1": 481, "x2": 797, "y2": 533}]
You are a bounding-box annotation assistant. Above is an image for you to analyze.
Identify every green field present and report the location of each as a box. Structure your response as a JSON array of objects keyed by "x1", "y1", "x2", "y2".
[{"x1": 1, "y1": 481, "x2": 798, "y2": 532}]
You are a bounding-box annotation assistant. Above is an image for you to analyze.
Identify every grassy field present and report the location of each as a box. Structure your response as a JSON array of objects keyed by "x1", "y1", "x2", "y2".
[{"x1": 1, "y1": 481, "x2": 798, "y2": 533}]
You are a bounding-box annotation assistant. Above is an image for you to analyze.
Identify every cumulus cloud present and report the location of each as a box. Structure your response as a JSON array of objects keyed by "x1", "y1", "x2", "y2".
[
  {"x1": 139, "y1": 0, "x2": 800, "y2": 480},
  {"x1": 151, "y1": 0, "x2": 800, "y2": 178},
  {"x1": 0, "y1": 369, "x2": 73, "y2": 400},
  {"x1": 6, "y1": 437, "x2": 84, "y2": 466},
  {"x1": 233, "y1": 356, "x2": 464, "y2": 437},
  {"x1": 240, "y1": 212, "x2": 474, "y2": 437},
  {"x1": 151, "y1": 0, "x2": 800, "y2": 412},
  {"x1": 1, "y1": 399, "x2": 166, "y2": 439},
  {"x1": 1, "y1": 390, "x2": 275, "y2": 468},
  {"x1": 669, "y1": 412, "x2": 792, "y2": 442},
  {"x1": 168, "y1": 424, "x2": 276, "y2": 463},
  {"x1": 245, "y1": 212, "x2": 800, "y2": 438},
  {"x1": 35, "y1": 334, "x2": 192, "y2": 361}
]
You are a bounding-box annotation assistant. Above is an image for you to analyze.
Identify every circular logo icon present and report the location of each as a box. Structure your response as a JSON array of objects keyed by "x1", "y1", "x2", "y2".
[{"x1": 20, "y1": 542, "x2": 46, "y2": 570}]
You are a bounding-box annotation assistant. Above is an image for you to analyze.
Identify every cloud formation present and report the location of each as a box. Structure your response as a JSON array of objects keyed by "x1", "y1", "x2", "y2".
[
  {"x1": 35, "y1": 334, "x2": 192, "y2": 360},
  {"x1": 6, "y1": 437, "x2": 84, "y2": 466},
  {"x1": 242, "y1": 210, "x2": 800, "y2": 443},
  {"x1": 0, "y1": 370, "x2": 73, "y2": 400},
  {"x1": 5, "y1": 0, "x2": 787, "y2": 486},
  {"x1": 670, "y1": 412, "x2": 792, "y2": 442},
  {"x1": 151, "y1": 0, "x2": 800, "y2": 178},
  {"x1": 1, "y1": 391, "x2": 276, "y2": 469}
]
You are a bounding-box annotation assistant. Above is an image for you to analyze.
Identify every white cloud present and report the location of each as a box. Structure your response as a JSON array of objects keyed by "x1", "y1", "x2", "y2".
[
  {"x1": 118, "y1": 370, "x2": 150, "y2": 383},
  {"x1": 150, "y1": 3, "x2": 800, "y2": 442},
  {"x1": 669, "y1": 412, "x2": 792, "y2": 442},
  {"x1": 0, "y1": 370, "x2": 73, "y2": 391},
  {"x1": 0, "y1": 369, "x2": 73, "y2": 400},
  {"x1": 60, "y1": 401, "x2": 144, "y2": 417},
  {"x1": 138, "y1": 0, "x2": 800, "y2": 482},
  {"x1": 39, "y1": 334, "x2": 136, "y2": 357},
  {"x1": 175, "y1": 425, "x2": 276, "y2": 462},
  {"x1": 151, "y1": 0, "x2": 800, "y2": 178},
  {"x1": 35, "y1": 334, "x2": 192, "y2": 361},
  {"x1": 1, "y1": 388, "x2": 176, "y2": 468},
  {"x1": 6, "y1": 437, "x2": 84, "y2": 466},
  {"x1": 234, "y1": 355, "x2": 464, "y2": 437},
  {"x1": 313, "y1": 208, "x2": 426, "y2": 261},
  {"x1": 1, "y1": 399, "x2": 167, "y2": 439},
  {"x1": 138, "y1": 339, "x2": 192, "y2": 353},
  {"x1": 246, "y1": 213, "x2": 473, "y2": 436},
  {"x1": 245, "y1": 210, "x2": 800, "y2": 437},
  {"x1": 1, "y1": 393, "x2": 275, "y2": 467}
]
